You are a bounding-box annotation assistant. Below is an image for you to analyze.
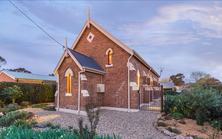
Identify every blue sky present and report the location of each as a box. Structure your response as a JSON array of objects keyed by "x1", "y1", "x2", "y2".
[{"x1": 0, "y1": 1, "x2": 222, "y2": 82}]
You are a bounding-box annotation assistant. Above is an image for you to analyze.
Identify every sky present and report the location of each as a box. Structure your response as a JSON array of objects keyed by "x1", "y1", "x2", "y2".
[{"x1": 0, "y1": 0, "x2": 222, "y2": 82}]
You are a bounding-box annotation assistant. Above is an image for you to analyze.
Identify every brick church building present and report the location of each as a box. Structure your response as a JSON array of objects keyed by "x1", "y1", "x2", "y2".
[{"x1": 54, "y1": 9, "x2": 161, "y2": 115}]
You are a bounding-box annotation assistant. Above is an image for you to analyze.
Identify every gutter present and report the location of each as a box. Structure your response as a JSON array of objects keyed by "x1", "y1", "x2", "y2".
[
  {"x1": 77, "y1": 69, "x2": 85, "y2": 114},
  {"x1": 128, "y1": 53, "x2": 133, "y2": 112}
]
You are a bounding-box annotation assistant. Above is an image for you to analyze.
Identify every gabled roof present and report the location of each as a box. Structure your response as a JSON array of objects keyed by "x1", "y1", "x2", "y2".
[
  {"x1": 0, "y1": 70, "x2": 57, "y2": 81},
  {"x1": 68, "y1": 48, "x2": 104, "y2": 72},
  {"x1": 70, "y1": 18, "x2": 160, "y2": 77},
  {"x1": 54, "y1": 48, "x2": 105, "y2": 75}
]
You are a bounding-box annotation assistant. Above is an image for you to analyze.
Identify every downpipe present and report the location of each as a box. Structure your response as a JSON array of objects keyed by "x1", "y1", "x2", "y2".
[
  {"x1": 128, "y1": 54, "x2": 133, "y2": 112},
  {"x1": 78, "y1": 69, "x2": 85, "y2": 115}
]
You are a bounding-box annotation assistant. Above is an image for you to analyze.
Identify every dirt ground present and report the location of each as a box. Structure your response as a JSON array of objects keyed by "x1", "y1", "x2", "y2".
[{"x1": 158, "y1": 116, "x2": 222, "y2": 138}]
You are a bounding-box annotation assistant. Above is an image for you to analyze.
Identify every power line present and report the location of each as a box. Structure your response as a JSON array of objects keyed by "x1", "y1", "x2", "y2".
[{"x1": 8, "y1": 0, "x2": 65, "y2": 49}]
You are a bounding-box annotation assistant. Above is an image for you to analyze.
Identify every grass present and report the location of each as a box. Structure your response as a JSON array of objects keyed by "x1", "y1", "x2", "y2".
[{"x1": 31, "y1": 104, "x2": 48, "y2": 108}]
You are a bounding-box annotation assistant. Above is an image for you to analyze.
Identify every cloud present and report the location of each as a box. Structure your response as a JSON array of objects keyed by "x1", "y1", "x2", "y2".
[
  {"x1": 202, "y1": 42, "x2": 212, "y2": 45},
  {"x1": 204, "y1": 52, "x2": 215, "y2": 55},
  {"x1": 146, "y1": 4, "x2": 222, "y2": 38}
]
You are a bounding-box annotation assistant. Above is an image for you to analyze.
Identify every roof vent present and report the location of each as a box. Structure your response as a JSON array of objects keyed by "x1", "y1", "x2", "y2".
[{"x1": 87, "y1": 32, "x2": 94, "y2": 43}]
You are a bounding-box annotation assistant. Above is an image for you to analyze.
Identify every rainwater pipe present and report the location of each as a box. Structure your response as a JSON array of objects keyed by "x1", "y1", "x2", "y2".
[
  {"x1": 128, "y1": 54, "x2": 133, "y2": 112},
  {"x1": 78, "y1": 69, "x2": 85, "y2": 115},
  {"x1": 57, "y1": 75, "x2": 60, "y2": 111}
]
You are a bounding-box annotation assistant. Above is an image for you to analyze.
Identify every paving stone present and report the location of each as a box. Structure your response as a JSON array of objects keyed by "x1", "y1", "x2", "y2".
[
  {"x1": 170, "y1": 133, "x2": 177, "y2": 137},
  {"x1": 185, "y1": 137, "x2": 193, "y2": 139},
  {"x1": 35, "y1": 124, "x2": 45, "y2": 128},
  {"x1": 164, "y1": 130, "x2": 171, "y2": 136},
  {"x1": 173, "y1": 135, "x2": 185, "y2": 139}
]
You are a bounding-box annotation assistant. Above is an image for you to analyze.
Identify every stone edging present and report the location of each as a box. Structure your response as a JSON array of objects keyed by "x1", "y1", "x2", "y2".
[{"x1": 153, "y1": 112, "x2": 193, "y2": 139}]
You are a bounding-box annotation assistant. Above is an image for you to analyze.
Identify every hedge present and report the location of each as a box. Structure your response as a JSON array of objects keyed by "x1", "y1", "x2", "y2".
[
  {"x1": 0, "y1": 82, "x2": 56, "y2": 104},
  {"x1": 203, "y1": 85, "x2": 222, "y2": 94}
]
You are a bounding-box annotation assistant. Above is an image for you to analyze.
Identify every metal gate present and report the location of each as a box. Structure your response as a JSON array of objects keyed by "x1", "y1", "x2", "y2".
[{"x1": 139, "y1": 85, "x2": 163, "y2": 111}]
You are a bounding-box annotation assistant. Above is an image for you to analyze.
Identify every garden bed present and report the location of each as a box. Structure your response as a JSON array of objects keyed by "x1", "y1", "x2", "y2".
[{"x1": 155, "y1": 113, "x2": 222, "y2": 139}]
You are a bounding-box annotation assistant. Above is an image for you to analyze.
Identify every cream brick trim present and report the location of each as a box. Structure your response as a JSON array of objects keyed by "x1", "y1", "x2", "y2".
[
  {"x1": 105, "y1": 64, "x2": 113, "y2": 67},
  {"x1": 65, "y1": 68, "x2": 73, "y2": 77},
  {"x1": 105, "y1": 48, "x2": 113, "y2": 55},
  {"x1": 56, "y1": 107, "x2": 139, "y2": 115},
  {"x1": 65, "y1": 93, "x2": 72, "y2": 96},
  {"x1": 130, "y1": 82, "x2": 139, "y2": 90},
  {"x1": 57, "y1": 108, "x2": 87, "y2": 116}
]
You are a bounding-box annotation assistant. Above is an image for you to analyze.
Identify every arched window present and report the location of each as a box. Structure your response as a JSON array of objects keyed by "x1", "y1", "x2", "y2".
[
  {"x1": 150, "y1": 76, "x2": 153, "y2": 87},
  {"x1": 105, "y1": 48, "x2": 113, "y2": 67},
  {"x1": 65, "y1": 68, "x2": 73, "y2": 94},
  {"x1": 108, "y1": 50, "x2": 112, "y2": 65},
  {"x1": 137, "y1": 70, "x2": 140, "y2": 88},
  {"x1": 67, "y1": 72, "x2": 71, "y2": 93}
]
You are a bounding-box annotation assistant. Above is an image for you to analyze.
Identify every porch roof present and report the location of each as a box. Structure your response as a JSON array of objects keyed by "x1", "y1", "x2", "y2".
[{"x1": 68, "y1": 48, "x2": 104, "y2": 72}]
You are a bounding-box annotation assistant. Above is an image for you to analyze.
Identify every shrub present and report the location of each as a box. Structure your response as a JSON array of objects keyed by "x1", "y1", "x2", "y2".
[
  {"x1": 45, "y1": 122, "x2": 53, "y2": 127},
  {"x1": 1, "y1": 85, "x2": 23, "y2": 103},
  {"x1": 12, "y1": 119, "x2": 33, "y2": 129},
  {"x1": 164, "y1": 90, "x2": 180, "y2": 95},
  {"x1": 173, "y1": 113, "x2": 184, "y2": 120},
  {"x1": 0, "y1": 82, "x2": 56, "y2": 104},
  {"x1": 20, "y1": 101, "x2": 30, "y2": 108},
  {"x1": 180, "y1": 86, "x2": 222, "y2": 119},
  {"x1": 0, "y1": 110, "x2": 28, "y2": 126},
  {"x1": 157, "y1": 122, "x2": 167, "y2": 127},
  {"x1": 195, "y1": 111, "x2": 206, "y2": 126},
  {"x1": 2, "y1": 103, "x2": 19, "y2": 115},
  {"x1": 0, "y1": 100, "x2": 4, "y2": 108},
  {"x1": 172, "y1": 128, "x2": 181, "y2": 134},
  {"x1": 0, "y1": 125, "x2": 122, "y2": 139}
]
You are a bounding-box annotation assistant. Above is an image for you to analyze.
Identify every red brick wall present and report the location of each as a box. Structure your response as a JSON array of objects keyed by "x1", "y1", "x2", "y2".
[
  {"x1": 74, "y1": 25, "x2": 130, "y2": 109},
  {"x1": 57, "y1": 24, "x2": 159, "y2": 110},
  {"x1": 58, "y1": 56, "x2": 80, "y2": 110},
  {"x1": 80, "y1": 72, "x2": 103, "y2": 111},
  {"x1": 0, "y1": 72, "x2": 16, "y2": 82}
]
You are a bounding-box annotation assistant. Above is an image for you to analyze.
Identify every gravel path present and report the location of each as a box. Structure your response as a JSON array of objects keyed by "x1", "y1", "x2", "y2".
[{"x1": 22, "y1": 108, "x2": 169, "y2": 139}]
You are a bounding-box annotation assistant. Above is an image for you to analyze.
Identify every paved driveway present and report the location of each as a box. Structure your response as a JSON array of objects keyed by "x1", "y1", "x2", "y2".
[{"x1": 23, "y1": 108, "x2": 169, "y2": 139}]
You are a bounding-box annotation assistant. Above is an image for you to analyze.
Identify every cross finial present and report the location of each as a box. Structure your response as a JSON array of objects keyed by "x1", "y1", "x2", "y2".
[
  {"x1": 87, "y1": 6, "x2": 90, "y2": 28},
  {"x1": 65, "y1": 36, "x2": 68, "y2": 50}
]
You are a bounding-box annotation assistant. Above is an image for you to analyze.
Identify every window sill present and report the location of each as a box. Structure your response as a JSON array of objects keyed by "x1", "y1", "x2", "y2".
[
  {"x1": 105, "y1": 64, "x2": 113, "y2": 67},
  {"x1": 65, "y1": 93, "x2": 72, "y2": 96}
]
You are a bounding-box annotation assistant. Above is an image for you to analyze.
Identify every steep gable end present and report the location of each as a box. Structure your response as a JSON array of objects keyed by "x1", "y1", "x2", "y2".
[{"x1": 71, "y1": 19, "x2": 133, "y2": 55}]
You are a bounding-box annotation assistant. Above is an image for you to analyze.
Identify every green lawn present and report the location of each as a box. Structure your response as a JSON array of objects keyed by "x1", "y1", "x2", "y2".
[{"x1": 32, "y1": 104, "x2": 48, "y2": 108}]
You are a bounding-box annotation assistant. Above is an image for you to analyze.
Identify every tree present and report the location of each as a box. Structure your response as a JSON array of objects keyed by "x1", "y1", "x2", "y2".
[
  {"x1": 9, "y1": 68, "x2": 31, "y2": 73},
  {"x1": 1, "y1": 85, "x2": 23, "y2": 103},
  {"x1": 190, "y1": 71, "x2": 207, "y2": 82},
  {"x1": 170, "y1": 73, "x2": 185, "y2": 86},
  {"x1": 160, "y1": 76, "x2": 173, "y2": 83},
  {"x1": 49, "y1": 73, "x2": 54, "y2": 76},
  {"x1": 196, "y1": 75, "x2": 221, "y2": 86},
  {"x1": 0, "y1": 56, "x2": 6, "y2": 69}
]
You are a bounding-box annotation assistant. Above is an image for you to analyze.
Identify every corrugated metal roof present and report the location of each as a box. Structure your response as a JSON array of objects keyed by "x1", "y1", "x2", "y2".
[
  {"x1": 68, "y1": 48, "x2": 104, "y2": 72},
  {"x1": 160, "y1": 83, "x2": 174, "y2": 88},
  {"x1": 3, "y1": 70, "x2": 57, "y2": 81}
]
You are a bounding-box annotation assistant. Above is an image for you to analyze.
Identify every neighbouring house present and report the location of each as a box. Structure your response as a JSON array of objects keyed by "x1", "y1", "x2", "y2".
[
  {"x1": 54, "y1": 9, "x2": 161, "y2": 115},
  {"x1": 160, "y1": 83, "x2": 174, "y2": 92},
  {"x1": 0, "y1": 70, "x2": 57, "y2": 84},
  {"x1": 174, "y1": 86, "x2": 182, "y2": 92}
]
